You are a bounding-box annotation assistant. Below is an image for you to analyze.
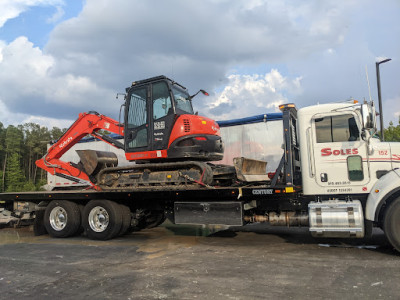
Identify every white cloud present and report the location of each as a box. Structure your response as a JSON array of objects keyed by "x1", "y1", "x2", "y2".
[
  {"x1": 0, "y1": 0, "x2": 64, "y2": 28},
  {"x1": 0, "y1": 0, "x2": 399, "y2": 130},
  {"x1": 206, "y1": 70, "x2": 302, "y2": 120},
  {"x1": 385, "y1": 96, "x2": 400, "y2": 126},
  {"x1": 0, "y1": 98, "x2": 71, "y2": 128},
  {"x1": 46, "y1": 5, "x2": 64, "y2": 24},
  {"x1": 0, "y1": 36, "x2": 116, "y2": 120}
]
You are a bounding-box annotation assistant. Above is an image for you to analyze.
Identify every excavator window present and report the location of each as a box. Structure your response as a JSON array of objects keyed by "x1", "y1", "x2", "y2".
[
  {"x1": 172, "y1": 86, "x2": 194, "y2": 114},
  {"x1": 128, "y1": 87, "x2": 147, "y2": 128},
  {"x1": 127, "y1": 86, "x2": 148, "y2": 148},
  {"x1": 152, "y1": 81, "x2": 173, "y2": 120}
]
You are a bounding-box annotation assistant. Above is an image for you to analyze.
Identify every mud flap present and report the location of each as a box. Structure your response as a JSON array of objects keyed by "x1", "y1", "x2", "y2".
[
  {"x1": 174, "y1": 202, "x2": 243, "y2": 226},
  {"x1": 33, "y1": 210, "x2": 47, "y2": 236}
]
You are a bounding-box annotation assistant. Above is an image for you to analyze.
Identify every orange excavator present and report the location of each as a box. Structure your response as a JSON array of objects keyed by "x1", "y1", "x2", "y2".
[{"x1": 36, "y1": 76, "x2": 228, "y2": 190}]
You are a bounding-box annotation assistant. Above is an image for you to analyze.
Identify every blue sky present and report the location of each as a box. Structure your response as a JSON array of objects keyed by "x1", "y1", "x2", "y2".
[
  {"x1": 0, "y1": 0, "x2": 399, "y2": 129},
  {"x1": 0, "y1": 1, "x2": 83, "y2": 48}
]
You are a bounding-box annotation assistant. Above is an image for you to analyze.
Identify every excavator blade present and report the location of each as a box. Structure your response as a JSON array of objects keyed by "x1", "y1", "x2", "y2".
[
  {"x1": 76, "y1": 150, "x2": 118, "y2": 177},
  {"x1": 233, "y1": 157, "x2": 269, "y2": 182}
]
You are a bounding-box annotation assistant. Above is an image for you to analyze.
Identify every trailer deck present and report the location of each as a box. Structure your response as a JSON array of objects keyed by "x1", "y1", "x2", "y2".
[{"x1": 0, "y1": 184, "x2": 299, "y2": 203}]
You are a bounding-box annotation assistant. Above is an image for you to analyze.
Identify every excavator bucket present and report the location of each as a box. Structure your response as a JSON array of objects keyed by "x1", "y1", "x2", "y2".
[
  {"x1": 233, "y1": 157, "x2": 269, "y2": 182},
  {"x1": 76, "y1": 150, "x2": 118, "y2": 177}
]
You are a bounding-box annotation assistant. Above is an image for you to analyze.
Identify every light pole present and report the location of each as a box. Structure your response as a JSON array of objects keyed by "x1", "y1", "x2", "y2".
[{"x1": 376, "y1": 58, "x2": 391, "y2": 141}]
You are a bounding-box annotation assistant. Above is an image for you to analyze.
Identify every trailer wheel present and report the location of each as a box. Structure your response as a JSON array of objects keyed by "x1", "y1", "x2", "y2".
[
  {"x1": 82, "y1": 200, "x2": 122, "y2": 240},
  {"x1": 384, "y1": 197, "x2": 400, "y2": 252},
  {"x1": 118, "y1": 205, "x2": 132, "y2": 236},
  {"x1": 44, "y1": 200, "x2": 81, "y2": 238}
]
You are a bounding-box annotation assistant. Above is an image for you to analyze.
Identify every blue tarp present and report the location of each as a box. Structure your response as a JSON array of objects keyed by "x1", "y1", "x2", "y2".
[{"x1": 216, "y1": 112, "x2": 282, "y2": 127}]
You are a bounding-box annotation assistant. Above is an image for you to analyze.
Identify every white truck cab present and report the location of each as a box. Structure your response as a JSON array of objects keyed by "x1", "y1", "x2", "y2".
[{"x1": 298, "y1": 101, "x2": 400, "y2": 249}]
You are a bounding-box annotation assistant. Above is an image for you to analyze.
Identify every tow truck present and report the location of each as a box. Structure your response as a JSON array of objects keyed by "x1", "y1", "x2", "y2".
[{"x1": 0, "y1": 76, "x2": 399, "y2": 252}]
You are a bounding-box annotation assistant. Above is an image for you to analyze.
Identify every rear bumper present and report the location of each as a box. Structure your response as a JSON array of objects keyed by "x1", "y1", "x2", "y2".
[{"x1": 167, "y1": 134, "x2": 224, "y2": 161}]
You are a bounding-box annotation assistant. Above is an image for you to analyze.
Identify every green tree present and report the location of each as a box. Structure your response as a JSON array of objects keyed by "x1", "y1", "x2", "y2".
[
  {"x1": 0, "y1": 123, "x2": 69, "y2": 192},
  {"x1": 3, "y1": 125, "x2": 25, "y2": 191},
  {"x1": 5, "y1": 153, "x2": 26, "y2": 192},
  {"x1": 50, "y1": 126, "x2": 67, "y2": 140},
  {"x1": 23, "y1": 123, "x2": 51, "y2": 184},
  {"x1": 0, "y1": 122, "x2": 5, "y2": 192},
  {"x1": 384, "y1": 118, "x2": 400, "y2": 142}
]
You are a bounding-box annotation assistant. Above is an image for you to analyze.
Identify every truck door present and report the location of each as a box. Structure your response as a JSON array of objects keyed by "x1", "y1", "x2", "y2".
[{"x1": 312, "y1": 112, "x2": 370, "y2": 192}]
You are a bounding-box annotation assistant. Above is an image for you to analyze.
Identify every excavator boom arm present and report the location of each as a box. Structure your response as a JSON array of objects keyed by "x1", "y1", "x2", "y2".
[{"x1": 35, "y1": 112, "x2": 124, "y2": 190}]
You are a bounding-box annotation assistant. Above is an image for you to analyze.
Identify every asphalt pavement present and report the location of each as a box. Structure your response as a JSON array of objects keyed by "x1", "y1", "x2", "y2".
[{"x1": 0, "y1": 223, "x2": 399, "y2": 299}]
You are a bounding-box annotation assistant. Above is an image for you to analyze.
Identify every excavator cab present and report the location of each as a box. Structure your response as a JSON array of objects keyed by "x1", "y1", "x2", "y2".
[{"x1": 124, "y1": 76, "x2": 224, "y2": 162}]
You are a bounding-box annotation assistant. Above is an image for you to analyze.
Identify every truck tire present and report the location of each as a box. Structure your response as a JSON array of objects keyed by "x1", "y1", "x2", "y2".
[
  {"x1": 383, "y1": 197, "x2": 400, "y2": 252},
  {"x1": 82, "y1": 200, "x2": 123, "y2": 240},
  {"x1": 44, "y1": 200, "x2": 81, "y2": 238},
  {"x1": 77, "y1": 204, "x2": 85, "y2": 234},
  {"x1": 143, "y1": 211, "x2": 166, "y2": 229},
  {"x1": 118, "y1": 204, "x2": 131, "y2": 236}
]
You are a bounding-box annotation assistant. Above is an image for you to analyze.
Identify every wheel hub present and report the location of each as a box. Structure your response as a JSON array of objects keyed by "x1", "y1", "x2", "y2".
[
  {"x1": 88, "y1": 206, "x2": 109, "y2": 232},
  {"x1": 49, "y1": 206, "x2": 68, "y2": 231}
]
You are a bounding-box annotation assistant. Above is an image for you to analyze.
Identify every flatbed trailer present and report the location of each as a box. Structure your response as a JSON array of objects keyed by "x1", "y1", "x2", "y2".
[
  {"x1": 1, "y1": 101, "x2": 400, "y2": 253},
  {"x1": 0, "y1": 182, "x2": 301, "y2": 231}
]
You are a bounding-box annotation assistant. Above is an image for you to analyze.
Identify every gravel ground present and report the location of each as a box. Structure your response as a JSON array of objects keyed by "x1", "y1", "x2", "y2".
[{"x1": 0, "y1": 223, "x2": 399, "y2": 300}]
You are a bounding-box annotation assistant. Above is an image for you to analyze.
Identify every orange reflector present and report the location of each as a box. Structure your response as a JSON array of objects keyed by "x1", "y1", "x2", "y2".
[
  {"x1": 275, "y1": 190, "x2": 281, "y2": 193},
  {"x1": 279, "y1": 103, "x2": 296, "y2": 111},
  {"x1": 375, "y1": 189, "x2": 379, "y2": 193}
]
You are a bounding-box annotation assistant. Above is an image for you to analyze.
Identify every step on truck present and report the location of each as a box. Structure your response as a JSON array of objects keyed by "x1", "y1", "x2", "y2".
[{"x1": 0, "y1": 76, "x2": 399, "y2": 252}]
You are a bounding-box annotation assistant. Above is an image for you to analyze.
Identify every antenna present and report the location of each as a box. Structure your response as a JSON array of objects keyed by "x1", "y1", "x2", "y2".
[{"x1": 365, "y1": 65, "x2": 372, "y2": 102}]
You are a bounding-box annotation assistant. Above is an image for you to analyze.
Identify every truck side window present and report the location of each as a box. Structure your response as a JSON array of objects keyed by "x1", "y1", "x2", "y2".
[
  {"x1": 315, "y1": 114, "x2": 360, "y2": 143},
  {"x1": 347, "y1": 155, "x2": 364, "y2": 181}
]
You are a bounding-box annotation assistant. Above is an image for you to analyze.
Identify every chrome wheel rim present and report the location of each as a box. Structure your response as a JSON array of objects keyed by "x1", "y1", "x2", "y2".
[
  {"x1": 88, "y1": 206, "x2": 109, "y2": 232},
  {"x1": 49, "y1": 206, "x2": 67, "y2": 231}
]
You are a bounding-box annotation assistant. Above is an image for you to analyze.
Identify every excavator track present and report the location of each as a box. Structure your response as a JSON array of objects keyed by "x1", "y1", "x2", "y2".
[{"x1": 96, "y1": 161, "x2": 215, "y2": 191}]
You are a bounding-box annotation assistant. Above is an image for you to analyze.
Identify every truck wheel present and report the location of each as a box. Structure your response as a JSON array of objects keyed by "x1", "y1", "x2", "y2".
[
  {"x1": 82, "y1": 200, "x2": 122, "y2": 240},
  {"x1": 44, "y1": 200, "x2": 81, "y2": 238},
  {"x1": 77, "y1": 204, "x2": 85, "y2": 234},
  {"x1": 118, "y1": 204, "x2": 132, "y2": 236},
  {"x1": 383, "y1": 197, "x2": 400, "y2": 252},
  {"x1": 144, "y1": 211, "x2": 166, "y2": 229}
]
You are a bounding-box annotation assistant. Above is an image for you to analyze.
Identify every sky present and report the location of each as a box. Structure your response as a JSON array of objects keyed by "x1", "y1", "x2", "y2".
[{"x1": 0, "y1": 0, "x2": 399, "y2": 130}]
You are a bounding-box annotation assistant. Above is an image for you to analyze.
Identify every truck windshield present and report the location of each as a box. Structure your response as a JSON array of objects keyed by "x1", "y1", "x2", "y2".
[{"x1": 172, "y1": 86, "x2": 194, "y2": 114}]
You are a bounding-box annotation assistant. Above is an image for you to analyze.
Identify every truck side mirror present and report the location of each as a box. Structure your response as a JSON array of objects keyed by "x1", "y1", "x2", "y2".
[{"x1": 361, "y1": 102, "x2": 377, "y2": 131}]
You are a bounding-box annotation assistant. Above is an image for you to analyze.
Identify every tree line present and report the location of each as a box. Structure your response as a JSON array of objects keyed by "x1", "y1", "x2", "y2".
[
  {"x1": 0, "y1": 122, "x2": 66, "y2": 192},
  {"x1": 0, "y1": 118, "x2": 400, "y2": 193}
]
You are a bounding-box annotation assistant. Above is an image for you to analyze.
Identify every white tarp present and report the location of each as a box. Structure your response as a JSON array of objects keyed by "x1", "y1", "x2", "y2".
[{"x1": 219, "y1": 120, "x2": 283, "y2": 172}]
